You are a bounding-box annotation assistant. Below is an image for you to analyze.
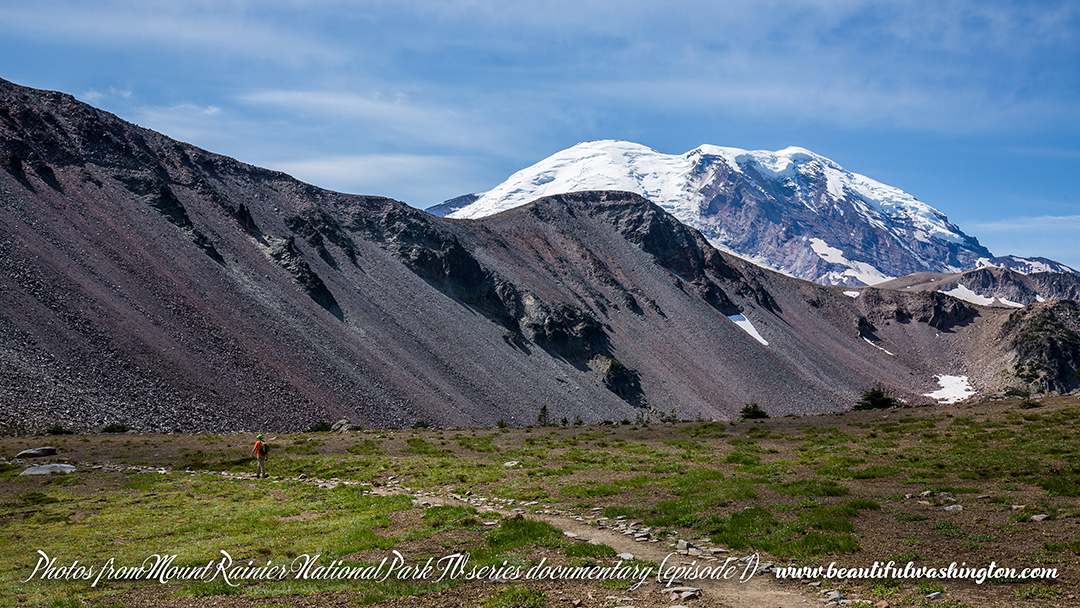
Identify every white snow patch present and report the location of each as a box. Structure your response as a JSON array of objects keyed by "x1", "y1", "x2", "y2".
[
  {"x1": 923, "y1": 375, "x2": 976, "y2": 404},
  {"x1": 727, "y1": 314, "x2": 768, "y2": 346},
  {"x1": 844, "y1": 290, "x2": 861, "y2": 298},
  {"x1": 941, "y1": 284, "x2": 994, "y2": 306},
  {"x1": 809, "y1": 238, "x2": 846, "y2": 265},
  {"x1": 998, "y1": 297, "x2": 1024, "y2": 308},
  {"x1": 863, "y1": 336, "x2": 894, "y2": 356},
  {"x1": 808, "y1": 238, "x2": 895, "y2": 285}
]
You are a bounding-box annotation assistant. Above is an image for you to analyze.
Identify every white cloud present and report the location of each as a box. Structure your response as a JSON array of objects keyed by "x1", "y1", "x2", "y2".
[
  {"x1": 128, "y1": 103, "x2": 237, "y2": 149},
  {"x1": 263, "y1": 154, "x2": 492, "y2": 208},
  {"x1": 966, "y1": 215, "x2": 1080, "y2": 270},
  {"x1": 970, "y1": 215, "x2": 1080, "y2": 233},
  {"x1": 0, "y1": 1, "x2": 342, "y2": 65},
  {"x1": 236, "y1": 89, "x2": 508, "y2": 152}
]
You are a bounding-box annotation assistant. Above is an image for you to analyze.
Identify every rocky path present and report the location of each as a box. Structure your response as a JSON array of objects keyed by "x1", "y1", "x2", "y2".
[{"x1": 404, "y1": 487, "x2": 845, "y2": 608}]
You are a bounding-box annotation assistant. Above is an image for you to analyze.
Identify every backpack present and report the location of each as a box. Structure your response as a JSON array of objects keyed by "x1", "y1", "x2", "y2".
[{"x1": 257, "y1": 441, "x2": 268, "y2": 456}]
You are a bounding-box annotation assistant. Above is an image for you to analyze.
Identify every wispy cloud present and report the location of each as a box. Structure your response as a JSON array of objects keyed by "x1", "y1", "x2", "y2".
[
  {"x1": 265, "y1": 154, "x2": 492, "y2": 207},
  {"x1": 236, "y1": 89, "x2": 509, "y2": 153},
  {"x1": 968, "y1": 215, "x2": 1080, "y2": 233},
  {"x1": 965, "y1": 215, "x2": 1080, "y2": 269},
  {"x1": 80, "y1": 87, "x2": 132, "y2": 104},
  {"x1": 127, "y1": 103, "x2": 237, "y2": 150},
  {"x1": 0, "y1": 1, "x2": 343, "y2": 65}
]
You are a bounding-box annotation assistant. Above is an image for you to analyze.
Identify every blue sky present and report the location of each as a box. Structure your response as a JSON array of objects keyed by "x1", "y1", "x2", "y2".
[{"x1": 2, "y1": 0, "x2": 1078, "y2": 269}]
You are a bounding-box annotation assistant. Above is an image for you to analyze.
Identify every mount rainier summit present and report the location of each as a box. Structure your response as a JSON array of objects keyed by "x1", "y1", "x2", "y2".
[{"x1": 432, "y1": 140, "x2": 1076, "y2": 287}]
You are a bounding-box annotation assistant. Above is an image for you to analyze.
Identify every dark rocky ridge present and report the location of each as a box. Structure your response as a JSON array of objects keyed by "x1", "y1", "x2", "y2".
[
  {"x1": 1, "y1": 77, "x2": 1078, "y2": 432},
  {"x1": 874, "y1": 266, "x2": 1080, "y2": 307}
]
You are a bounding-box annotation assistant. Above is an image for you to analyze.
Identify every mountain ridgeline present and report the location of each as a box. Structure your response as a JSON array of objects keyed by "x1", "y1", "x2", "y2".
[{"x1": 1, "y1": 78, "x2": 1077, "y2": 432}]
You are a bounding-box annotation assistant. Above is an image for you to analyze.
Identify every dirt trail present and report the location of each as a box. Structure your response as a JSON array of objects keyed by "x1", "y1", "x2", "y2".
[{"x1": 405, "y1": 490, "x2": 818, "y2": 608}]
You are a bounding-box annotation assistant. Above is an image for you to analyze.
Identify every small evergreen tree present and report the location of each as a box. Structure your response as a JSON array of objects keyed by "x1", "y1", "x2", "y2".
[
  {"x1": 537, "y1": 405, "x2": 550, "y2": 426},
  {"x1": 853, "y1": 385, "x2": 900, "y2": 411},
  {"x1": 740, "y1": 403, "x2": 769, "y2": 420}
]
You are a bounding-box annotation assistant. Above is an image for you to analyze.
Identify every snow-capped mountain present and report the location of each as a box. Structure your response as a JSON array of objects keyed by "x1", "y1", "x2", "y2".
[
  {"x1": 977, "y1": 255, "x2": 1078, "y2": 276},
  {"x1": 436, "y1": 140, "x2": 1074, "y2": 286}
]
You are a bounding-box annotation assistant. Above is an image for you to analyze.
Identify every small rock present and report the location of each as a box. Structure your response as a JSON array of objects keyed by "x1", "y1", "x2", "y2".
[
  {"x1": 676, "y1": 539, "x2": 689, "y2": 551},
  {"x1": 1031, "y1": 514, "x2": 1049, "y2": 522},
  {"x1": 875, "y1": 601, "x2": 890, "y2": 608},
  {"x1": 941, "y1": 505, "x2": 963, "y2": 512},
  {"x1": 503, "y1": 461, "x2": 520, "y2": 467},
  {"x1": 617, "y1": 552, "x2": 634, "y2": 560},
  {"x1": 920, "y1": 490, "x2": 934, "y2": 497},
  {"x1": 926, "y1": 591, "x2": 944, "y2": 600},
  {"x1": 826, "y1": 590, "x2": 843, "y2": 601},
  {"x1": 665, "y1": 587, "x2": 702, "y2": 594},
  {"x1": 1011, "y1": 505, "x2": 1026, "y2": 510},
  {"x1": 563, "y1": 531, "x2": 578, "y2": 538}
]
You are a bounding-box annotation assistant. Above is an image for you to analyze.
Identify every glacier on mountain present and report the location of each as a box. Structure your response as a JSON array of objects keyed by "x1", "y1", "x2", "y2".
[{"x1": 443, "y1": 140, "x2": 1006, "y2": 286}]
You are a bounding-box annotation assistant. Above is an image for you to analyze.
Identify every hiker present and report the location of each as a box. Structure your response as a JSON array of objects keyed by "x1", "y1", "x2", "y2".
[{"x1": 251, "y1": 434, "x2": 268, "y2": 478}]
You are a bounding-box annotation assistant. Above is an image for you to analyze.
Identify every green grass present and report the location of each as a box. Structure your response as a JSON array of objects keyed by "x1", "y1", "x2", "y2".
[
  {"x1": 774, "y1": 479, "x2": 851, "y2": 497},
  {"x1": 482, "y1": 586, "x2": 546, "y2": 608}
]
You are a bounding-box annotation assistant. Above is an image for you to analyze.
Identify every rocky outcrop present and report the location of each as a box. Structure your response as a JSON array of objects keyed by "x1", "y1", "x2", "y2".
[
  {"x1": 857, "y1": 289, "x2": 978, "y2": 332},
  {"x1": 1002, "y1": 302, "x2": 1080, "y2": 393}
]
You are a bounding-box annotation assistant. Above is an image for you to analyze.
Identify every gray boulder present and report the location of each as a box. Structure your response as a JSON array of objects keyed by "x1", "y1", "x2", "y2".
[
  {"x1": 16, "y1": 446, "x2": 58, "y2": 458},
  {"x1": 21, "y1": 464, "x2": 77, "y2": 475},
  {"x1": 331, "y1": 419, "x2": 363, "y2": 432}
]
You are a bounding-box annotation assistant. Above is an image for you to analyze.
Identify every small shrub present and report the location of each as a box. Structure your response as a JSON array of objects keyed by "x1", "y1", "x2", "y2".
[
  {"x1": 45, "y1": 424, "x2": 74, "y2": 435},
  {"x1": 933, "y1": 521, "x2": 965, "y2": 538},
  {"x1": 1013, "y1": 583, "x2": 1061, "y2": 600},
  {"x1": 740, "y1": 403, "x2": 769, "y2": 420},
  {"x1": 100, "y1": 423, "x2": 129, "y2": 433},
  {"x1": 308, "y1": 421, "x2": 333, "y2": 433},
  {"x1": 725, "y1": 452, "x2": 761, "y2": 465},
  {"x1": 853, "y1": 385, "x2": 900, "y2": 411},
  {"x1": 918, "y1": 581, "x2": 946, "y2": 595}
]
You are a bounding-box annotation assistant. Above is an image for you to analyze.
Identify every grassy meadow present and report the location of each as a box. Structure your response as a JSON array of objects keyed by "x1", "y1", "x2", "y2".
[{"x1": 2, "y1": 395, "x2": 1080, "y2": 607}]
